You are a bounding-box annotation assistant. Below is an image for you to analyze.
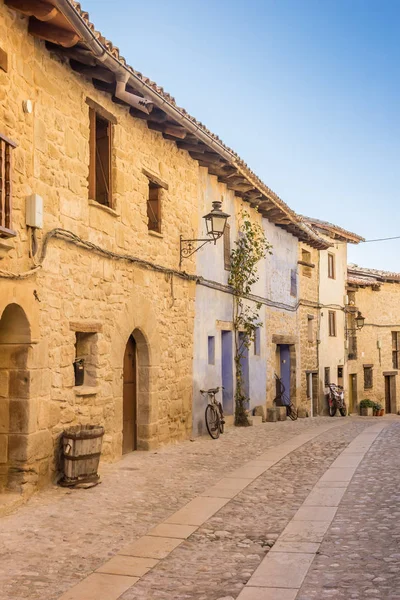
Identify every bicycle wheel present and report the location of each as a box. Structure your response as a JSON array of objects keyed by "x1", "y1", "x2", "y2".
[
  {"x1": 329, "y1": 402, "x2": 337, "y2": 417},
  {"x1": 288, "y1": 403, "x2": 298, "y2": 420},
  {"x1": 339, "y1": 403, "x2": 347, "y2": 417},
  {"x1": 219, "y1": 418, "x2": 224, "y2": 434},
  {"x1": 205, "y1": 404, "x2": 220, "y2": 439}
]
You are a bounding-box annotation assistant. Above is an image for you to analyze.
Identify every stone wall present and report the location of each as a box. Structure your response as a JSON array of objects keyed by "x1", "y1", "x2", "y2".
[
  {"x1": 0, "y1": 6, "x2": 198, "y2": 492},
  {"x1": 348, "y1": 283, "x2": 400, "y2": 414},
  {"x1": 298, "y1": 244, "x2": 319, "y2": 413}
]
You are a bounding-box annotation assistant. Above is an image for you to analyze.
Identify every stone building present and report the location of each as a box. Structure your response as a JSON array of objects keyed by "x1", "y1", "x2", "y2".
[
  {"x1": 0, "y1": 0, "x2": 329, "y2": 496},
  {"x1": 300, "y1": 218, "x2": 364, "y2": 414},
  {"x1": 347, "y1": 265, "x2": 400, "y2": 414}
]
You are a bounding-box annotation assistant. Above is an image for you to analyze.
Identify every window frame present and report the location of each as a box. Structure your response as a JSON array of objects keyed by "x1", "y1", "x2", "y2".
[
  {"x1": 324, "y1": 367, "x2": 330, "y2": 386},
  {"x1": 88, "y1": 107, "x2": 113, "y2": 208},
  {"x1": 301, "y1": 249, "x2": 312, "y2": 277},
  {"x1": 223, "y1": 222, "x2": 231, "y2": 271},
  {"x1": 208, "y1": 336, "x2": 215, "y2": 365},
  {"x1": 147, "y1": 181, "x2": 162, "y2": 233},
  {"x1": 328, "y1": 311, "x2": 337, "y2": 337},
  {"x1": 328, "y1": 252, "x2": 336, "y2": 279},
  {"x1": 392, "y1": 332, "x2": 400, "y2": 369},
  {"x1": 290, "y1": 269, "x2": 297, "y2": 297},
  {"x1": 0, "y1": 132, "x2": 17, "y2": 238},
  {"x1": 363, "y1": 365, "x2": 373, "y2": 390}
]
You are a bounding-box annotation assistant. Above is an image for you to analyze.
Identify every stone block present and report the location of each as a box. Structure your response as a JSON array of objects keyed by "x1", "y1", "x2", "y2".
[
  {"x1": 0, "y1": 435, "x2": 8, "y2": 464},
  {"x1": 0, "y1": 399, "x2": 9, "y2": 433},
  {"x1": 276, "y1": 406, "x2": 287, "y2": 421},
  {"x1": 8, "y1": 430, "x2": 53, "y2": 463},
  {"x1": 9, "y1": 398, "x2": 38, "y2": 434},
  {"x1": 266, "y1": 407, "x2": 277, "y2": 422},
  {"x1": 253, "y1": 405, "x2": 266, "y2": 422},
  {"x1": 361, "y1": 407, "x2": 373, "y2": 416},
  {"x1": 297, "y1": 407, "x2": 308, "y2": 418}
]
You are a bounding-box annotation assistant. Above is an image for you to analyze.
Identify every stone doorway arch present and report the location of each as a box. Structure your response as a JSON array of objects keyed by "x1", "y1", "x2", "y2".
[
  {"x1": 0, "y1": 303, "x2": 32, "y2": 491},
  {"x1": 122, "y1": 328, "x2": 152, "y2": 453}
]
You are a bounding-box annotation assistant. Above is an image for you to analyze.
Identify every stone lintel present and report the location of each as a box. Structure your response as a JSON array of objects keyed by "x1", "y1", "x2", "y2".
[{"x1": 69, "y1": 321, "x2": 103, "y2": 333}]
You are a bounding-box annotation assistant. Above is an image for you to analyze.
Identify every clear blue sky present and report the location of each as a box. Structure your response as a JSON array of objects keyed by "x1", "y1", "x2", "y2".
[{"x1": 82, "y1": 0, "x2": 399, "y2": 271}]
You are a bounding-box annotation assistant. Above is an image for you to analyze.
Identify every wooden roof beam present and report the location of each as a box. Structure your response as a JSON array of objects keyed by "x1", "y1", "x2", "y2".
[
  {"x1": 28, "y1": 17, "x2": 80, "y2": 48},
  {"x1": 70, "y1": 60, "x2": 114, "y2": 83},
  {"x1": 5, "y1": 0, "x2": 58, "y2": 21},
  {"x1": 148, "y1": 122, "x2": 187, "y2": 139}
]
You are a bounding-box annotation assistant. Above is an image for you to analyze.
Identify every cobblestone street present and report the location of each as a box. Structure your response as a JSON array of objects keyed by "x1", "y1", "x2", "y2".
[{"x1": 1, "y1": 417, "x2": 399, "y2": 600}]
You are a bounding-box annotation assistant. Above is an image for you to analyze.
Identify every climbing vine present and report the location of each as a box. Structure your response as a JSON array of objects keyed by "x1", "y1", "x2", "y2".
[{"x1": 228, "y1": 211, "x2": 272, "y2": 426}]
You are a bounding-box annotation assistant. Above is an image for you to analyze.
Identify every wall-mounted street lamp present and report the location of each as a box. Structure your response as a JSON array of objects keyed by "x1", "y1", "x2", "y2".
[
  {"x1": 345, "y1": 310, "x2": 365, "y2": 339},
  {"x1": 179, "y1": 200, "x2": 230, "y2": 267}
]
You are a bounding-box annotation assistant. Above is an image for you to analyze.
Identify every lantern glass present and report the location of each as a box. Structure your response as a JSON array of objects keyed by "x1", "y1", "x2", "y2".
[
  {"x1": 203, "y1": 200, "x2": 230, "y2": 240},
  {"x1": 356, "y1": 312, "x2": 365, "y2": 329}
]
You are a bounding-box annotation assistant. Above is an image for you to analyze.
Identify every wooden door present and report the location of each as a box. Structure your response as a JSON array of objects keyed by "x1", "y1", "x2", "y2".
[
  {"x1": 312, "y1": 373, "x2": 318, "y2": 416},
  {"x1": 385, "y1": 376, "x2": 391, "y2": 414},
  {"x1": 123, "y1": 336, "x2": 137, "y2": 454},
  {"x1": 348, "y1": 375, "x2": 357, "y2": 413}
]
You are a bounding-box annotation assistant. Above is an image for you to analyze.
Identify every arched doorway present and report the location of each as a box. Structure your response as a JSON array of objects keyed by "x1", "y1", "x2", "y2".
[
  {"x1": 123, "y1": 335, "x2": 137, "y2": 454},
  {"x1": 122, "y1": 328, "x2": 151, "y2": 453},
  {"x1": 0, "y1": 303, "x2": 32, "y2": 491}
]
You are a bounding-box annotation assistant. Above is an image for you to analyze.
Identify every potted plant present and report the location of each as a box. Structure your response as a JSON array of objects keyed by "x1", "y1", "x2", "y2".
[
  {"x1": 360, "y1": 399, "x2": 374, "y2": 416},
  {"x1": 373, "y1": 402, "x2": 382, "y2": 416}
]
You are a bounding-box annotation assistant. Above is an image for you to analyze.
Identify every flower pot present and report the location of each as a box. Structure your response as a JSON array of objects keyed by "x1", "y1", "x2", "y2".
[
  {"x1": 361, "y1": 407, "x2": 373, "y2": 416},
  {"x1": 379, "y1": 409, "x2": 384, "y2": 416}
]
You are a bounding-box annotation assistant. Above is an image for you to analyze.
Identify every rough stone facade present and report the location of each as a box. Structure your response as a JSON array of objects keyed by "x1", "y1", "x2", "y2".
[
  {"x1": 298, "y1": 243, "x2": 320, "y2": 413},
  {"x1": 347, "y1": 280, "x2": 400, "y2": 414},
  {"x1": 0, "y1": 5, "x2": 198, "y2": 493}
]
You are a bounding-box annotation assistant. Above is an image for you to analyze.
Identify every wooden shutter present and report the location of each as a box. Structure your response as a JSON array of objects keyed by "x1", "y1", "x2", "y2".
[
  {"x1": 223, "y1": 223, "x2": 231, "y2": 270},
  {"x1": 328, "y1": 311, "x2": 336, "y2": 336},
  {"x1": 364, "y1": 366, "x2": 373, "y2": 389},
  {"x1": 0, "y1": 133, "x2": 17, "y2": 237},
  {"x1": 147, "y1": 183, "x2": 161, "y2": 232},
  {"x1": 88, "y1": 109, "x2": 112, "y2": 207}
]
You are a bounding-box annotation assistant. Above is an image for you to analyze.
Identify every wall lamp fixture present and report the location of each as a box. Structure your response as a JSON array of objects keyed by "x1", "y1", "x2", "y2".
[{"x1": 179, "y1": 200, "x2": 230, "y2": 267}]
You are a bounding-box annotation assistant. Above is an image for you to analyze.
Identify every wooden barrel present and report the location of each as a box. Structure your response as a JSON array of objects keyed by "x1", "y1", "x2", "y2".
[{"x1": 61, "y1": 425, "x2": 104, "y2": 486}]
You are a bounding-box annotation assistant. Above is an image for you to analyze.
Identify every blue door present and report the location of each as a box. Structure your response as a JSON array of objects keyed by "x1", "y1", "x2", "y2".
[
  {"x1": 280, "y1": 344, "x2": 291, "y2": 401},
  {"x1": 221, "y1": 330, "x2": 234, "y2": 415}
]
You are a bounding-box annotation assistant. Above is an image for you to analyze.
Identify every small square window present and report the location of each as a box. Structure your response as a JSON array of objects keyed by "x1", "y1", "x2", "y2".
[
  {"x1": 254, "y1": 327, "x2": 261, "y2": 356},
  {"x1": 324, "y1": 367, "x2": 330, "y2": 386},
  {"x1": 208, "y1": 336, "x2": 215, "y2": 365},
  {"x1": 74, "y1": 332, "x2": 98, "y2": 387},
  {"x1": 328, "y1": 253, "x2": 335, "y2": 279}
]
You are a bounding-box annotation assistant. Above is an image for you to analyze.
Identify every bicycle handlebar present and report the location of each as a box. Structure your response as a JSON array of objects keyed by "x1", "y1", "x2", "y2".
[{"x1": 200, "y1": 386, "x2": 224, "y2": 394}]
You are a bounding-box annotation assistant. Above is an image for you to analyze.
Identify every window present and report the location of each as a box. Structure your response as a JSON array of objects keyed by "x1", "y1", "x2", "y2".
[
  {"x1": 0, "y1": 132, "x2": 17, "y2": 238},
  {"x1": 290, "y1": 269, "x2": 297, "y2": 297},
  {"x1": 301, "y1": 249, "x2": 312, "y2": 277},
  {"x1": 324, "y1": 367, "x2": 330, "y2": 386},
  {"x1": 89, "y1": 107, "x2": 112, "y2": 206},
  {"x1": 392, "y1": 332, "x2": 400, "y2": 369},
  {"x1": 364, "y1": 366, "x2": 373, "y2": 389},
  {"x1": 208, "y1": 336, "x2": 215, "y2": 365},
  {"x1": 307, "y1": 315, "x2": 314, "y2": 343},
  {"x1": 223, "y1": 223, "x2": 231, "y2": 270},
  {"x1": 328, "y1": 311, "x2": 336, "y2": 337},
  {"x1": 254, "y1": 327, "x2": 261, "y2": 356},
  {"x1": 328, "y1": 253, "x2": 335, "y2": 279},
  {"x1": 147, "y1": 182, "x2": 162, "y2": 233}
]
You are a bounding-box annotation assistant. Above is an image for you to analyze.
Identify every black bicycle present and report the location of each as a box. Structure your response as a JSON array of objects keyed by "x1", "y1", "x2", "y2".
[
  {"x1": 200, "y1": 387, "x2": 225, "y2": 439},
  {"x1": 274, "y1": 374, "x2": 298, "y2": 420}
]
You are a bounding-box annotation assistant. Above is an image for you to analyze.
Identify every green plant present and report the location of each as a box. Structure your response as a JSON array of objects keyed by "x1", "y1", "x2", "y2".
[
  {"x1": 360, "y1": 399, "x2": 374, "y2": 409},
  {"x1": 373, "y1": 401, "x2": 382, "y2": 412},
  {"x1": 228, "y1": 210, "x2": 272, "y2": 426}
]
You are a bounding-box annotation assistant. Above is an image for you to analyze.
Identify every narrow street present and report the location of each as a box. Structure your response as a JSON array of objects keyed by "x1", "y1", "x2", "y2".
[{"x1": 1, "y1": 416, "x2": 399, "y2": 600}]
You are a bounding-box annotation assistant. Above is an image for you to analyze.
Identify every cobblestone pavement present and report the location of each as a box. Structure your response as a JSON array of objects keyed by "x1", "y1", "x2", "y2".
[
  {"x1": 0, "y1": 417, "x2": 371, "y2": 600},
  {"x1": 297, "y1": 421, "x2": 400, "y2": 600}
]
